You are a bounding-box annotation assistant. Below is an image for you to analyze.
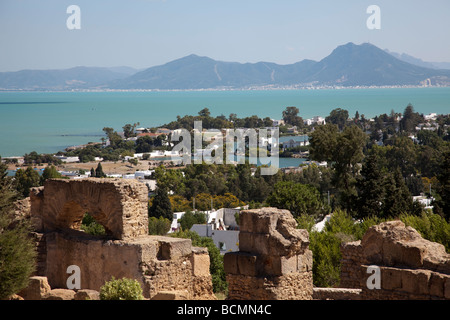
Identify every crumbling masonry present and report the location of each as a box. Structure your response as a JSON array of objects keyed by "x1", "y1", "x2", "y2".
[
  {"x1": 19, "y1": 178, "x2": 450, "y2": 300},
  {"x1": 29, "y1": 178, "x2": 215, "y2": 300},
  {"x1": 224, "y1": 208, "x2": 313, "y2": 300}
]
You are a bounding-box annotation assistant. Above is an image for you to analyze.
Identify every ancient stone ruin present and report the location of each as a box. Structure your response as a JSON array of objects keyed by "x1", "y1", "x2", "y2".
[
  {"x1": 224, "y1": 208, "x2": 313, "y2": 300},
  {"x1": 340, "y1": 221, "x2": 450, "y2": 300},
  {"x1": 14, "y1": 178, "x2": 450, "y2": 300},
  {"x1": 26, "y1": 178, "x2": 215, "y2": 300}
]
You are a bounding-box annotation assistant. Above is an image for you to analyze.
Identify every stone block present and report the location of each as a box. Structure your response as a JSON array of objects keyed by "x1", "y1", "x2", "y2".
[
  {"x1": 259, "y1": 255, "x2": 298, "y2": 276},
  {"x1": 298, "y1": 249, "x2": 313, "y2": 273},
  {"x1": 238, "y1": 232, "x2": 254, "y2": 253},
  {"x1": 429, "y1": 273, "x2": 446, "y2": 298},
  {"x1": 380, "y1": 267, "x2": 403, "y2": 291},
  {"x1": 445, "y1": 277, "x2": 450, "y2": 300},
  {"x1": 237, "y1": 253, "x2": 258, "y2": 276},
  {"x1": 159, "y1": 237, "x2": 192, "y2": 260},
  {"x1": 151, "y1": 290, "x2": 190, "y2": 300},
  {"x1": 224, "y1": 252, "x2": 258, "y2": 276},
  {"x1": 74, "y1": 289, "x2": 100, "y2": 300},
  {"x1": 401, "y1": 269, "x2": 431, "y2": 294},
  {"x1": 18, "y1": 276, "x2": 51, "y2": 300},
  {"x1": 42, "y1": 289, "x2": 76, "y2": 300},
  {"x1": 224, "y1": 252, "x2": 239, "y2": 275},
  {"x1": 191, "y1": 251, "x2": 211, "y2": 277}
]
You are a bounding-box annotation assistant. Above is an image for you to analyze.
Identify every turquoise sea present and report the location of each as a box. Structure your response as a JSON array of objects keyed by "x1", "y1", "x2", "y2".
[{"x1": 0, "y1": 88, "x2": 449, "y2": 157}]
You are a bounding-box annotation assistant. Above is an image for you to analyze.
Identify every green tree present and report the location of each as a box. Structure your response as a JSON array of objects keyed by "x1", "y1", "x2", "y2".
[
  {"x1": 149, "y1": 187, "x2": 173, "y2": 221},
  {"x1": 354, "y1": 151, "x2": 386, "y2": 219},
  {"x1": 382, "y1": 169, "x2": 415, "y2": 218},
  {"x1": 148, "y1": 216, "x2": 172, "y2": 235},
  {"x1": 282, "y1": 106, "x2": 303, "y2": 127},
  {"x1": 326, "y1": 108, "x2": 349, "y2": 131},
  {"x1": 135, "y1": 136, "x2": 154, "y2": 153},
  {"x1": 122, "y1": 122, "x2": 139, "y2": 139},
  {"x1": 265, "y1": 181, "x2": 328, "y2": 219},
  {"x1": 102, "y1": 127, "x2": 123, "y2": 149},
  {"x1": 0, "y1": 158, "x2": 37, "y2": 299},
  {"x1": 178, "y1": 211, "x2": 206, "y2": 231},
  {"x1": 399, "y1": 104, "x2": 421, "y2": 133},
  {"x1": 309, "y1": 124, "x2": 339, "y2": 162},
  {"x1": 198, "y1": 108, "x2": 211, "y2": 117},
  {"x1": 95, "y1": 162, "x2": 106, "y2": 178},
  {"x1": 435, "y1": 150, "x2": 450, "y2": 220},
  {"x1": 332, "y1": 125, "x2": 367, "y2": 209},
  {"x1": 40, "y1": 165, "x2": 62, "y2": 184},
  {"x1": 14, "y1": 167, "x2": 40, "y2": 198}
]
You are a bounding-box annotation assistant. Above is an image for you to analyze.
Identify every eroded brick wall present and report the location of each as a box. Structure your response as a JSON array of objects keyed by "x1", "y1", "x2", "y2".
[
  {"x1": 340, "y1": 221, "x2": 450, "y2": 300},
  {"x1": 224, "y1": 208, "x2": 313, "y2": 300}
]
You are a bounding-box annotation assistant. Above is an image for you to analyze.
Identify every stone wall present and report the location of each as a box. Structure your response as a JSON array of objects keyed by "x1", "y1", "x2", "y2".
[
  {"x1": 30, "y1": 178, "x2": 149, "y2": 240},
  {"x1": 27, "y1": 178, "x2": 215, "y2": 300},
  {"x1": 340, "y1": 221, "x2": 450, "y2": 300},
  {"x1": 340, "y1": 241, "x2": 364, "y2": 289},
  {"x1": 224, "y1": 208, "x2": 313, "y2": 300}
]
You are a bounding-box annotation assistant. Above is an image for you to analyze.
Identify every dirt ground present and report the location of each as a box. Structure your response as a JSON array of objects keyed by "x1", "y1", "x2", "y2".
[{"x1": 8, "y1": 159, "x2": 183, "y2": 175}]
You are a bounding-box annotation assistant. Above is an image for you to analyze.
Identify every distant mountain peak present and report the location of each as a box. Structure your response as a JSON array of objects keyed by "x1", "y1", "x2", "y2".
[{"x1": 2, "y1": 42, "x2": 450, "y2": 90}]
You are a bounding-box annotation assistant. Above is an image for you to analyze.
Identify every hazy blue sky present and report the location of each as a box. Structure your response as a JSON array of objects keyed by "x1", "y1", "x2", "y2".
[{"x1": 0, "y1": 0, "x2": 449, "y2": 71}]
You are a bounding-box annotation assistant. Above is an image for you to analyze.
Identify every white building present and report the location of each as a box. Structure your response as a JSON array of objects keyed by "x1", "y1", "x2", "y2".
[
  {"x1": 272, "y1": 119, "x2": 285, "y2": 127},
  {"x1": 54, "y1": 156, "x2": 80, "y2": 163},
  {"x1": 282, "y1": 139, "x2": 309, "y2": 150},
  {"x1": 413, "y1": 195, "x2": 434, "y2": 210},
  {"x1": 304, "y1": 116, "x2": 326, "y2": 126}
]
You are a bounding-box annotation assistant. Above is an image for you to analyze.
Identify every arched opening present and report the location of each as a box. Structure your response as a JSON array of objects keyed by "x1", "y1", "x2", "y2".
[
  {"x1": 59, "y1": 201, "x2": 111, "y2": 238},
  {"x1": 80, "y1": 213, "x2": 106, "y2": 236}
]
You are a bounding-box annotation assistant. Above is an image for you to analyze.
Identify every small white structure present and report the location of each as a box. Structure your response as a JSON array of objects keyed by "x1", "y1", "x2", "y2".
[
  {"x1": 282, "y1": 139, "x2": 309, "y2": 150},
  {"x1": 55, "y1": 156, "x2": 80, "y2": 163},
  {"x1": 135, "y1": 170, "x2": 154, "y2": 179},
  {"x1": 413, "y1": 195, "x2": 434, "y2": 210}
]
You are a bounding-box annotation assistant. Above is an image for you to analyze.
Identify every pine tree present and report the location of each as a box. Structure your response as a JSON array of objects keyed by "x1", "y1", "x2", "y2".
[
  {"x1": 355, "y1": 152, "x2": 385, "y2": 219},
  {"x1": 95, "y1": 162, "x2": 106, "y2": 178},
  {"x1": 0, "y1": 157, "x2": 37, "y2": 299},
  {"x1": 436, "y1": 150, "x2": 450, "y2": 220},
  {"x1": 382, "y1": 169, "x2": 413, "y2": 218},
  {"x1": 14, "y1": 167, "x2": 40, "y2": 198},
  {"x1": 149, "y1": 187, "x2": 173, "y2": 221}
]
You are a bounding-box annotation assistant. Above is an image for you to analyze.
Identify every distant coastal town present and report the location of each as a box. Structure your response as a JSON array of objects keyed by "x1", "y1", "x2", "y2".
[{"x1": 2, "y1": 107, "x2": 446, "y2": 182}]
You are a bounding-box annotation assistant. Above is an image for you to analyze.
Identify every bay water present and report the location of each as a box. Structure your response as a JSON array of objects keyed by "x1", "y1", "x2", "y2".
[{"x1": 1, "y1": 87, "x2": 449, "y2": 158}]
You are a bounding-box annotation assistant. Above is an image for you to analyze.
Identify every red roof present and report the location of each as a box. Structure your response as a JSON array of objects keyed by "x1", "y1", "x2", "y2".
[{"x1": 137, "y1": 133, "x2": 159, "y2": 137}]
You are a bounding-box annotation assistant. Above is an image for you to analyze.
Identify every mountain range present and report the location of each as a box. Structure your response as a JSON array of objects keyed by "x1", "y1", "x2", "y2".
[{"x1": 1, "y1": 42, "x2": 450, "y2": 90}]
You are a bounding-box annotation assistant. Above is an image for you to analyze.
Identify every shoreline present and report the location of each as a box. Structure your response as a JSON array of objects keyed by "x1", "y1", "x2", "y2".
[
  {"x1": 6, "y1": 159, "x2": 184, "y2": 175},
  {"x1": 0, "y1": 84, "x2": 448, "y2": 93}
]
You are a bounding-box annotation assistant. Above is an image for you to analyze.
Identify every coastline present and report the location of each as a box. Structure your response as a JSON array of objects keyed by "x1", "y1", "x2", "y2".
[{"x1": 0, "y1": 84, "x2": 448, "y2": 93}]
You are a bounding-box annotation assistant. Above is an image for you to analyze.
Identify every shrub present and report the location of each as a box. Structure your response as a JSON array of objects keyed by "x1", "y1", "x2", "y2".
[
  {"x1": 99, "y1": 277, "x2": 144, "y2": 300},
  {"x1": 0, "y1": 162, "x2": 37, "y2": 299},
  {"x1": 399, "y1": 212, "x2": 450, "y2": 252},
  {"x1": 0, "y1": 213, "x2": 37, "y2": 299},
  {"x1": 178, "y1": 211, "x2": 206, "y2": 231},
  {"x1": 304, "y1": 209, "x2": 382, "y2": 287},
  {"x1": 148, "y1": 216, "x2": 171, "y2": 235},
  {"x1": 80, "y1": 213, "x2": 106, "y2": 236}
]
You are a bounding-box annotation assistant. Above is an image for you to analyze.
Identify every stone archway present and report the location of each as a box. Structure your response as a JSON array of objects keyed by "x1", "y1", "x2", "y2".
[{"x1": 30, "y1": 178, "x2": 149, "y2": 240}]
